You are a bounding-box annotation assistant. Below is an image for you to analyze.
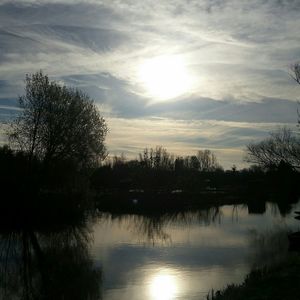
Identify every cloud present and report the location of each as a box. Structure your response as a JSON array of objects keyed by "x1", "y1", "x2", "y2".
[
  {"x1": 105, "y1": 117, "x2": 294, "y2": 169},
  {"x1": 0, "y1": 0, "x2": 299, "y2": 167},
  {"x1": 1, "y1": 0, "x2": 299, "y2": 100},
  {"x1": 53, "y1": 72, "x2": 300, "y2": 123}
]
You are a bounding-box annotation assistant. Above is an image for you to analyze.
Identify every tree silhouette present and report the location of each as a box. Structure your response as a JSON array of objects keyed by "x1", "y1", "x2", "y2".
[
  {"x1": 246, "y1": 64, "x2": 300, "y2": 170},
  {"x1": 9, "y1": 71, "x2": 107, "y2": 169},
  {"x1": 139, "y1": 146, "x2": 174, "y2": 170},
  {"x1": 197, "y1": 149, "x2": 220, "y2": 171},
  {"x1": 246, "y1": 128, "x2": 300, "y2": 169},
  {"x1": 291, "y1": 62, "x2": 300, "y2": 84}
]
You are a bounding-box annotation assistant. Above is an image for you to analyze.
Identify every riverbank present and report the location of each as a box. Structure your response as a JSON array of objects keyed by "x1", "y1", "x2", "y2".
[
  {"x1": 207, "y1": 255, "x2": 300, "y2": 300},
  {"x1": 94, "y1": 187, "x2": 298, "y2": 216},
  {"x1": 95, "y1": 188, "x2": 245, "y2": 214}
]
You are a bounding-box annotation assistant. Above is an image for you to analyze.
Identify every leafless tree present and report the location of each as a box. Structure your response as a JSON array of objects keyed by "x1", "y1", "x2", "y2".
[
  {"x1": 197, "y1": 149, "x2": 220, "y2": 171},
  {"x1": 245, "y1": 127, "x2": 300, "y2": 169},
  {"x1": 139, "y1": 146, "x2": 174, "y2": 170},
  {"x1": 291, "y1": 62, "x2": 300, "y2": 85},
  {"x1": 246, "y1": 63, "x2": 300, "y2": 170}
]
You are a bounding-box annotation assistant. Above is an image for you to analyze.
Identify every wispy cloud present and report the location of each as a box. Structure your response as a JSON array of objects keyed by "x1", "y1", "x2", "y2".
[
  {"x1": 105, "y1": 117, "x2": 294, "y2": 168},
  {"x1": 1, "y1": 1, "x2": 299, "y2": 100},
  {"x1": 0, "y1": 0, "x2": 299, "y2": 167}
]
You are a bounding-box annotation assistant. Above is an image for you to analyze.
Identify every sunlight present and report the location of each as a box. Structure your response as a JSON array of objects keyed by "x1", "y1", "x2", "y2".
[
  {"x1": 138, "y1": 55, "x2": 193, "y2": 101},
  {"x1": 149, "y1": 273, "x2": 178, "y2": 300}
]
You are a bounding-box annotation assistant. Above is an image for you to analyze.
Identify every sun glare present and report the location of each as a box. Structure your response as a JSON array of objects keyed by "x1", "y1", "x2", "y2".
[
  {"x1": 149, "y1": 273, "x2": 178, "y2": 300},
  {"x1": 138, "y1": 55, "x2": 193, "y2": 101}
]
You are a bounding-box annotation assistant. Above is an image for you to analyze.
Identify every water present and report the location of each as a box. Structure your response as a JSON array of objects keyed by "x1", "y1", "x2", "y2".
[
  {"x1": 90, "y1": 202, "x2": 300, "y2": 300},
  {"x1": 1, "y1": 201, "x2": 300, "y2": 299}
]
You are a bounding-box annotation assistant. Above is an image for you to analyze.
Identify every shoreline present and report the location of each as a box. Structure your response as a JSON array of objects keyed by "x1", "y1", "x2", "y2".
[{"x1": 207, "y1": 255, "x2": 300, "y2": 300}]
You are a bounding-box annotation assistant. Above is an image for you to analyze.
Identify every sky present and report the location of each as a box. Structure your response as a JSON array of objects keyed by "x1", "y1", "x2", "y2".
[{"x1": 0, "y1": 0, "x2": 299, "y2": 169}]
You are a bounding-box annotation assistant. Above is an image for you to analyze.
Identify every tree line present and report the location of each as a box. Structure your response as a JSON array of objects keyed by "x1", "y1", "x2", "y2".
[{"x1": 0, "y1": 67, "x2": 300, "y2": 213}]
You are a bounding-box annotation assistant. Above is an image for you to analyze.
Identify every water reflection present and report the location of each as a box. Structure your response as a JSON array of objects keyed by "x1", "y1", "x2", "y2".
[
  {"x1": 95, "y1": 199, "x2": 299, "y2": 247},
  {"x1": 0, "y1": 223, "x2": 102, "y2": 300},
  {"x1": 149, "y1": 270, "x2": 178, "y2": 300},
  {"x1": 92, "y1": 201, "x2": 300, "y2": 300},
  {"x1": 95, "y1": 206, "x2": 222, "y2": 244},
  {"x1": 2, "y1": 200, "x2": 298, "y2": 300},
  {"x1": 248, "y1": 227, "x2": 299, "y2": 268}
]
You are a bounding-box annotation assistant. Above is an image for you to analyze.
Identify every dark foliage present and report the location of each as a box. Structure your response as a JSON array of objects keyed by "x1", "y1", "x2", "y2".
[
  {"x1": 90, "y1": 148, "x2": 299, "y2": 215},
  {"x1": 207, "y1": 256, "x2": 300, "y2": 300},
  {"x1": 9, "y1": 71, "x2": 107, "y2": 169}
]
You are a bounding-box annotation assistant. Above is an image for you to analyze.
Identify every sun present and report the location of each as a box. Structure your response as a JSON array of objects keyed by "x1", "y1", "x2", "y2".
[{"x1": 138, "y1": 55, "x2": 193, "y2": 101}]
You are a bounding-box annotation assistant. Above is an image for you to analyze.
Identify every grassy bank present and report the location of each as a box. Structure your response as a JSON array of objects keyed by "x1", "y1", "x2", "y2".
[{"x1": 207, "y1": 255, "x2": 300, "y2": 300}]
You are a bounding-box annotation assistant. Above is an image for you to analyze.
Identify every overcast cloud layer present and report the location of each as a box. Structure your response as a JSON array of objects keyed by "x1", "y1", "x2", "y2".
[{"x1": 0, "y1": 0, "x2": 299, "y2": 168}]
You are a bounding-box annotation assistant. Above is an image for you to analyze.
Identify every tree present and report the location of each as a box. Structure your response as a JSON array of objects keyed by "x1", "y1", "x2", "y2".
[
  {"x1": 291, "y1": 62, "x2": 300, "y2": 85},
  {"x1": 245, "y1": 127, "x2": 300, "y2": 169},
  {"x1": 9, "y1": 71, "x2": 107, "y2": 169},
  {"x1": 196, "y1": 149, "x2": 220, "y2": 171},
  {"x1": 245, "y1": 63, "x2": 300, "y2": 170},
  {"x1": 138, "y1": 146, "x2": 174, "y2": 170},
  {"x1": 189, "y1": 155, "x2": 200, "y2": 170}
]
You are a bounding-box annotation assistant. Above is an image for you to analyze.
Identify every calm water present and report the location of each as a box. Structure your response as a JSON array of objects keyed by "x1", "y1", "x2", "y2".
[
  {"x1": 90, "y1": 202, "x2": 300, "y2": 300},
  {"x1": 1, "y1": 201, "x2": 300, "y2": 299}
]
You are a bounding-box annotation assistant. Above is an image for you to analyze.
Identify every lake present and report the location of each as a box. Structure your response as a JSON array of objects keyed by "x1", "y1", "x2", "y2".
[
  {"x1": 1, "y1": 200, "x2": 300, "y2": 299},
  {"x1": 91, "y1": 202, "x2": 300, "y2": 300}
]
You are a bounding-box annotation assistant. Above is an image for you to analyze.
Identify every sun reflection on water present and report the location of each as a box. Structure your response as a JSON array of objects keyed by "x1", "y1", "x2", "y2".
[{"x1": 149, "y1": 270, "x2": 178, "y2": 300}]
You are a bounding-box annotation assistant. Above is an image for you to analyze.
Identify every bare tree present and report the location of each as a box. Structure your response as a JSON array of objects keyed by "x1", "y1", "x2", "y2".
[
  {"x1": 139, "y1": 146, "x2": 174, "y2": 170},
  {"x1": 197, "y1": 149, "x2": 220, "y2": 171},
  {"x1": 245, "y1": 127, "x2": 300, "y2": 169},
  {"x1": 291, "y1": 62, "x2": 300, "y2": 85},
  {"x1": 189, "y1": 155, "x2": 200, "y2": 170},
  {"x1": 9, "y1": 71, "x2": 108, "y2": 168},
  {"x1": 246, "y1": 63, "x2": 300, "y2": 170}
]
